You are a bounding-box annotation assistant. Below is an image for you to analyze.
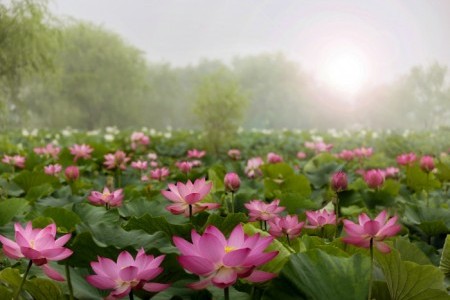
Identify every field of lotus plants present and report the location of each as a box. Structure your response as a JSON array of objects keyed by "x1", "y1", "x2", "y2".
[{"x1": 0, "y1": 127, "x2": 449, "y2": 300}]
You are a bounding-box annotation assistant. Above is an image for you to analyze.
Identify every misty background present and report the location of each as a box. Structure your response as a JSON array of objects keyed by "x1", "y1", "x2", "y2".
[{"x1": 1, "y1": 0, "x2": 450, "y2": 131}]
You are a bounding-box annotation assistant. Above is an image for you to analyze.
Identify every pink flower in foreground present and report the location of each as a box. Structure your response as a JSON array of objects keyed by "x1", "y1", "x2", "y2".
[
  {"x1": 88, "y1": 187, "x2": 124, "y2": 208},
  {"x1": 65, "y1": 165, "x2": 80, "y2": 181},
  {"x1": 34, "y1": 143, "x2": 61, "y2": 159},
  {"x1": 245, "y1": 157, "x2": 264, "y2": 179},
  {"x1": 268, "y1": 215, "x2": 304, "y2": 239},
  {"x1": 267, "y1": 152, "x2": 283, "y2": 164},
  {"x1": 0, "y1": 222, "x2": 72, "y2": 281},
  {"x1": 224, "y1": 172, "x2": 240, "y2": 193},
  {"x1": 2, "y1": 155, "x2": 26, "y2": 169},
  {"x1": 87, "y1": 249, "x2": 169, "y2": 299},
  {"x1": 44, "y1": 164, "x2": 62, "y2": 176},
  {"x1": 420, "y1": 155, "x2": 435, "y2": 173},
  {"x1": 187, "y1": 149, "x2": 206, "y2": 159},
  {"x1": 228, "y1": 149, "x2": 241, "y2": 160},
  {"x1": 176, "y1": 161, "x2": 192, "y2": 174},
  {"x1": 150, "y1": 167, "x2": 170, "y2": 181},
  {"x1": 244, "y1": 199, "x2": 285, "y2": 222},
  {"x1": 396, "y1": 152, "x2": 417, "y2": 166},
  {"x1": 305, "y1": 209, "x2": 336, "y2": 228},
  {"x1": 131, "y1": 160, "x2": 148, "y2": 171},
  {"x1": 161, "y1": 178, "x2": 218, "y2": 217},
  {"x1": 173, "y1": 224, "x2": 277, "y2": 290},
  {"x1": 104, "y1": 151, "x2": 130, "y2": 170},
  {"x1": 131, "y1": 132, "x2": 150, "y2": 150},
  {"x1": 331, "y1": 171, "x2": 348, "y2": 192},
  {"x1": 343, "y1": 210, "x2": 401, "y2": 253},
  {"x1": 364, "y1": 169, "x2": 385, "y2": 189},
  {"x1": 69, "y1": 144, "x2": 93, "y2": 162}
]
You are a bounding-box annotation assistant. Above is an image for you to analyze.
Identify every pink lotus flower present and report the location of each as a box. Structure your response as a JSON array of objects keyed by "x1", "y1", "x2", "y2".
[
  {"x1": 69, "y1": 144, "x2": 93, "y2": 162},
  {"x1": 296, "y1": 152, "x2": 307, "y2": 160},
  {"x1": 2, "y1": 155, "x2": 26, "y2": 169},
  {"x1": 190, "y1": 160, "x2": 202, "y2": 167},
  {"x1": 244, "y1": 199, "x2": 285, "y2": 222},
  {"x1": 228, "y1": 149, "x2": 241, "y2": 160},
  {"x1": 0, "y1": 222, "x2": 72, "y2": 281},
  {"x1": 224, "y1": 172, "x2": 240, "y2": 193},
  {"x1": 173, "y1": 224, "x2": 277, "y2": 290},
  {"x1": 342, "y1": 210, "x2": 401, "y2": 253},
  {"x1": 148, "y1": 153, "x2": 158, "y2": 161},
  {"x1": 364, "y1": 169, "x2": 385, "y2": 189},
  {"x1": 65, "y1": 165, "x2": 80, "y2": 181},
  {"x1": 338, "y1": 149, "x2": 355, "y2": 161},
  {"x1": 86, "y1": 249, "x2": 169, "y2": 299},
  {"x1": 104, "y1": 151, "x2": 130, "y2": 170},
  {"x1": 150, "y1": 167, "x2": 170, "y2": 181},
  {"x1": 187, "y1": 149, "x2": 206, "y2": 159},
  {"x1": 331, "y1": 171, "x2": 348, "y2": 192},
  {"x1": 420, "y1": 155, "x2": 435, "y2": 173},
  {"x1": 131, "y1": 160, "x2": 148, "y2": 171},
  {"x1": 267, "y1": 152, "x2": 283, "y2": 164},
  {"x1": 268, "y1": 215, "x2": 304, "y2": 239},
  {"x1": 161, "y1": 178, "x2": 218, "y2": 217},
  {"x1": 44, "y1": 164, "x2": 62, "y2": 176},
  {"x1": 305, "y1": 141, "x2": 333, "y2": 153},
  {"x1": 88, "y1": 187, "x2": 124, "y2": 208},
  {"x1": 245, "y1": 157, "x2": 264, "y2": 179},
  {"x1": 130, "y1": 132, "x2": 150, "y2": 150},
  {"x1": 383, "y1": 167, "x2": 399, "y2": 179},
  {"x1": 34, "y1": 143, "x2": 61, "y2": 159},
  {"x1": 396, "y1": 152, "x2": 417, "y2": 166},
  {"x1": 305, "y1": 209, "x2": 336, "y2": 228},
  {"x1": 176, "y1": 161, "x2": 192, "y2": 174},
  {"x1": 353, "y1": 147, "x2": 373, "y2": 159}
]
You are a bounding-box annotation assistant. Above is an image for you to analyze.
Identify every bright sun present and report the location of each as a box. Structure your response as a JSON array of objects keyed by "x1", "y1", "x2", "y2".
[{"x1": 320, "y1": 47, "x2": 368, "y2": 95}]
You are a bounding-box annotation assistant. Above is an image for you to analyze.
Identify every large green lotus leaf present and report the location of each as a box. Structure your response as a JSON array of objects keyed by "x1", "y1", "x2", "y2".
[
  {"x1": 243, "y1": 223, "x2": 292, "y2": 274},
  {"x1": 202, "y1": 213, "x2": 247, "y2": 236},
  {"x1": 375, "y1": 248, "x2": 449, "y2": 300},
  {"x1": 261, "y1": 163, "x2": 295, "y2": 179},
  {"x1": 392, "y1": 237, "x2": 433, "y2": 265},
  {"x1": 0, "y1": 198, "x2": 28, "y2": 226},
  {"x1": 208, "y1": 164, "x2": 226, "y2": 193},
  {"x1": 25, "y1": 183, "x2": 55, "y2": 202},
  {"x1": 42, "y1": 207, "x2": 82, "y2": 233},
  {"x1": 440, "y1": 235, "x2": 450, "y2": 277},
  {"x1": 406, "y1": 166, "x2": 441, "y2": 192},
  {"x1": 123, "y1": 213, "x2": 192, "y2": 239},
  {"x1": 404, "y1": 204, "x2": 450, "y2": 237},
  {"x1": 262, "y1": 249, "x2": 370, "y2": 300},
  {"x1": 303, "y1": 153, "x2": 342, "y2": 189},
  {"x1": 0, "y1": 268, "x2": 63, "y2": 300},
  {"x1": 13, "y1": 170, "x2": 61, "y2": 193},
  {"x1": 435, "y1": 162, "x2": 450, "y2": 182}
]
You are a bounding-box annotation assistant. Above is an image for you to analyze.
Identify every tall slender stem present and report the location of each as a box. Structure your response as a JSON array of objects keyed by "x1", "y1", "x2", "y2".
[
  {"x1": 14, "y1": 260, "x2": 33, "y2": 300},
  {"x1": 334, "y1": 192, "x2": 339, "y2": 239},
  {"x1": 129, "y1": 290, "x2": 134, "y2": 300},
  {"x1": 224, "y1": 286, "x2": 230, "y2": 300},
  {"x1": 286, "y1": 233, "x2": 291, "y2": 246},
  {"x1": 368, "y1": 238, "x2": 373, "y2": 300},
  {"x1": 189, "y1": 204, "x2": 193, "y2": 222},
  {"x1": 230, "y1": 192, "x2": 235, "y2": 214},
  {"x1": 65, "y1": 263, "x2": 74, "y2": 300}
]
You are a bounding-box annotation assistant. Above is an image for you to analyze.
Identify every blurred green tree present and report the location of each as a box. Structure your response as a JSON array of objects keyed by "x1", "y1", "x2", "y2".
[{"x1": 193, "y1": 68, "x2": 248, "y2": 153}]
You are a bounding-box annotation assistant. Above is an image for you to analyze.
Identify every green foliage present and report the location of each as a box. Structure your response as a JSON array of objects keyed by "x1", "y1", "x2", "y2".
[{"x1": 193, "y1": 68, "x2": 248, "y2": 153}]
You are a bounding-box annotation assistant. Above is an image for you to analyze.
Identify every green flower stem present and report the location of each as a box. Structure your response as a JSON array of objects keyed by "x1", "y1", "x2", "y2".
[
  {"x1": 230, "y1": 192, "x2": 235, "y2": 214},
  {"x1": 368, "y1": 238, "x2": 373, "y2": 300},
  {"x1": 14, "y1": 260, "x2": 33, "y2": 300},
  {"x1": 65, "y1": 263, "x2": 74, "y2": 300},
  {"x1": 189, "y1": 204, "x2": 193, "y2": 222},
  {"x1": 286, "y1": 234, "x2": 291, "y2": 246},
  {"x1": 129, "y1": 290, "x2": 134, "y2": 300},
  {"x1": 224, "y1": 286, "x2": 230, "y2": 300}
]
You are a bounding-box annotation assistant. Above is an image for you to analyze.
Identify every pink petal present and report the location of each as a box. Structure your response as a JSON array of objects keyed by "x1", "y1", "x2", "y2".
[
  {"x1": 245, "y1": 270, "x2": 276, "y2": 282},
  {"x1": 377, "y1": 224, "x2": 402, "y2": 238},
  {"x1": 228, "y1": 224, "x2": 244, "y2": 248},
  {"x1": 86, "y1": 275, "x2": 116, "y2": 289},
  {"x1": 178, "y1": 255, "x2": 215, "y2": 276},
  {"x1": 374, "y1": 210, "x2": 388, "y2": 224},
  {"x1": 211, "y1": 268, "x2": 238, "y2": 288},
  {"x1": 119, "y1": 266, "x2": 138, "y2": 281},
  {"x1": 166, "y1": 204, "x2": 187, "y2": 215},
  {"x1": 375, "y1": 241, "x2": 391, "y2": 253},
  {"x1": 117, "y1": 251, "x2": 134, "y2": 268},
  {"x1": 358, "y1": 213, "x2": 370, "y2": 225},
  {"x1": 184, "y1": 193, "x2": 202, "y2": 204},
  {"x1": 198, "y1": 233, "x2": 225, "y2": 263},
  {"x1": 223, "y1": 248, "x2": 251, "y2": 267},
  {"x1": 20, "y1": 247, "x2": 42, "y2": 259},
  {"x1": 363, "y1": 220, "x2": 381, "y2": 237},
  {"x1": 245, "y1": 251, "x2": 278, "y2": 266},
  {"x1": 173, "y1": 236, "x2": 197, "y2": 256},
  {"x1": 138, "y1": 267, "x2": 163, "y2": 281},
  {"x1": 187, "y1": 278, "x2": 212, "y2": 290},
  {"x1": 97, "y1": 257, "x2": 119, "y2": 278},
  {"x1": 161, "y1": 190, "x2": 182, "y2": 203},
  {"x1": 142, "y1": 282, "x2": 170, "y2": 292},
  {"x1": 41, "y1": 264, "x2": 65, "y2": 281},
  {"x1": 203, "y1": 226, "x2": 227, "y2": 246}
]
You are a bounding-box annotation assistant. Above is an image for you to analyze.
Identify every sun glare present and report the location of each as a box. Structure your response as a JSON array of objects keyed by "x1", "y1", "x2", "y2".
[{"x1": 320, "y1": 47, "x2": 369, "y2": 95}]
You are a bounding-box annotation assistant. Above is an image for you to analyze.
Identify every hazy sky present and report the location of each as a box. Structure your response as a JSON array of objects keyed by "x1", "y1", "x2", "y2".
[{"x1": 51, "y1": 0, "x2": 450, "y2": 86}]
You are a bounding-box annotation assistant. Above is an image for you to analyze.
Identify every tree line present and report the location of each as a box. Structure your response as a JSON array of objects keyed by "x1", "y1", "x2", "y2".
[{"x1": 1, "y1": 0, "x2": 449, "y2": 131}]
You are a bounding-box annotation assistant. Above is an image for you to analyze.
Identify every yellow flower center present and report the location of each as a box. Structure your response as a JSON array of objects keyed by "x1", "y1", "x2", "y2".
[{"x1": 225, "y1": 246, "x2": 236, "y2": 253}]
